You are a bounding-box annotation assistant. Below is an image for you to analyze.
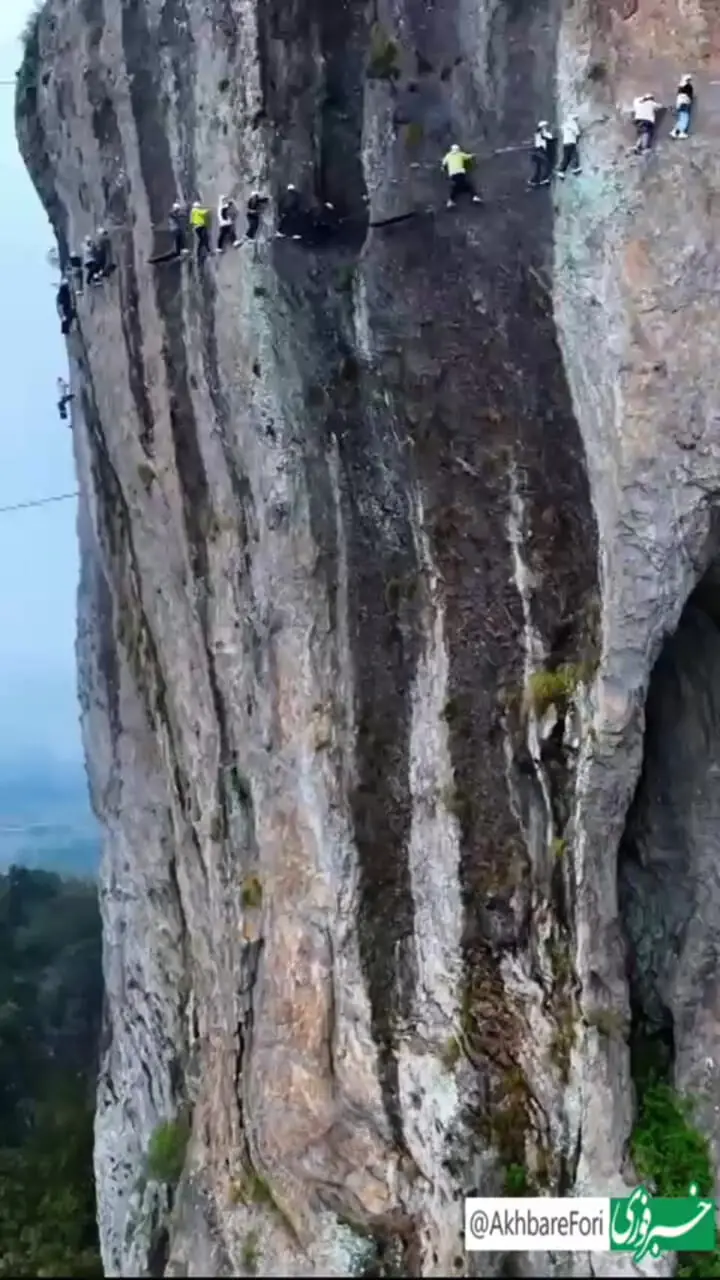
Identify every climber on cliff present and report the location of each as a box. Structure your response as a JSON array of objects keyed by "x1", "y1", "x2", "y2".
[
  {"x1": 632, "y1": 93, "x2": 662, "y2": 152},
  {"x1": 217, "y1": 195, "x2": 241, "y2": 251},
  {"x1": 190, "y1": 201, "x2": 212, "y2": 259},
  {"x1": 95, "y1": 226, "x2": 113, "y2": 278},
  {"x1": 441, "y1": 143, "x2": 482, "y2": 208},
  {"x1": 556, "y1": 114, "x2": 582, "y2": 178},
  {"x1": 275, "y1": 184, "x2": 307, "y2": 240},
  {"x1": 68, "y1": 252, "x2": 84, "y2": 296},
  {"x1": 56, "y1": 377, "x2": 74, "y2": 424},
  {"x1": 169, "y1": 201, "x2": 190, "y2": 257},
  {"x1": 56, "y1": 275, "x2": 76, "y2": 336},
  {"x1": 83, "y1": 234, "x2": 103, "y2": 286},
  {"x1": 245, "y1": 191, "x2": 267, "y2": 241},
  {"x1": 671, "y1": 74, "x2": 694, "y2": 139},
  {"x1": 528, "y1": 121, "x2": 555, "y2": 187},
  {"x1": 310, "y1": 199, "x2": 340, "y2": 244}
]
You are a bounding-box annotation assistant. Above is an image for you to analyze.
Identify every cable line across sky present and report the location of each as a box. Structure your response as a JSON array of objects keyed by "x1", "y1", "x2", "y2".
[{"x1": 0, "y1": 492, "x2": 78, "y2": 516}]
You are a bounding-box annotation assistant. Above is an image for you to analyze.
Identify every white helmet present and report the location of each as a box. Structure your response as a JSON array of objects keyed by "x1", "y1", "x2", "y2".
[
  {"x1": 172, "y1": 200, "x2": 182, "y2": 211},
  {"x1": 192, "y1": 200, "x2": 201, "y2": 209},
  {"x1": 450, "y1": 143, "x2": 461, "y2": 153},
  {"x1": 680, "y1": 73, "x2": 692, "y2": 85},
  {"x1": 287, "y1": 183, "x2": 296, "y2": 191},
  {"x1": 538, "y1": 120, "x2": 549, "y2": 129}
]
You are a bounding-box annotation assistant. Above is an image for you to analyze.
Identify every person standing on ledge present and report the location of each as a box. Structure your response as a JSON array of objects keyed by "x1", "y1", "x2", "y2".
[
  {"x1": 671, "y1": 74, "x2": 694, "y2": 139},
  {"x1": 528, "y1": 121, "x2": 555, "y2": 187},
  {"x1": 190, "y1": 201, "x2": 212, "y2": 259},
  {"x1": 245, "y1": 192, "x2": 267, "y2": 241},
  {"x1": 441, "y1": 143, "x2": 482, "y2": 208},
  {"x1": 169, "y1": 202, "x2": 190, "y2": 257},
  {"x1": 556, "y1": 114, "x2": 582, "y2": 178},
  {"x1": 217, "y1": 195, "x2": 241, "y2": 251},
  {"x1": 56, "y1": 275, "x2": 75, "y2": 336},
  {"x1": 632, "y1": 92, "x2": 662, "y2": 152}
]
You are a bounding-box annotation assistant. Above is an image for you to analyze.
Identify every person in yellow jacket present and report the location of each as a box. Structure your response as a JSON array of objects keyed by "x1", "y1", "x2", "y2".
[
  {"x1": 441, "y1": 143, "x2": 482, "y2": 208},
  {"x1": 190, "y1": 201, "x2": 212, "y2": 258}
]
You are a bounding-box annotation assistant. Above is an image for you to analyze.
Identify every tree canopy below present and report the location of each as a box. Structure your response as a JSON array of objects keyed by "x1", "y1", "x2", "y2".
[{"x1": 0, "y1": 865, "x2": 103, "y2": 1276}]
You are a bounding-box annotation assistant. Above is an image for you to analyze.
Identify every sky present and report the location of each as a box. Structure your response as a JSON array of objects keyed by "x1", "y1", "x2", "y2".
[{"x1": 0, "y1": 0, "x2": 83, "y2": 770}]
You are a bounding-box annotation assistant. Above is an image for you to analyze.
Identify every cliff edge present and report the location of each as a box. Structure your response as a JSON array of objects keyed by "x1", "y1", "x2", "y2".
[{"x1": 15, "y1": 0, "x2": 720, "y2": 1274}]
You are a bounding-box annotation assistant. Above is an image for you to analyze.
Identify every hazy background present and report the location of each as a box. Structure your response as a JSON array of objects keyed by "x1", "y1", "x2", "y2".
[{"x1": 0, "y1": 2, "x2": 99, "y2": 873}]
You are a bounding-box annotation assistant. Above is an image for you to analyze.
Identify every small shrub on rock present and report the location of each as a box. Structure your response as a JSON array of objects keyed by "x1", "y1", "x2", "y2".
[{"x1": 146, "y1": 1115, "x2": 190, "y2": 1186}]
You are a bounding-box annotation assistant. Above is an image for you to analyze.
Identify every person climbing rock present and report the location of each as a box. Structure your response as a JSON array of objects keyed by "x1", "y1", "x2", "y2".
[
  {"x1": 310, "y1": 200, "x2": 340, "y2": 244},
  {"x1": 190, "y1": 201, "x2": 212, "y2": 259},
  {"x1": 169, "y1": 201, "x2": 189, "y2": 257},
  {"x1": 528, "y1": 121, "x2": 555, "y2": 187},
  {"x1": 69, "y1": 252, "x2": 84, "y2": 296},
  {"x1": 632, "y1": 93, "x2": 661, "y2": 152},
  {"x1": 83, "y1": 234, "x2": 103, "y2": 286},
  {"x1": 56, "y1": 377, "x2": 74, "y2": 424},
  {"x1": 556, "y1": 114, "x2": 582, "y2": 177},
  {"x1": 95, "y1": 226, "x2": 113, "y2": 278},
  {"x1": 275, "y1": 184, "x2": 307, "y2": 239},
  {"x1": 56, "y1": 275, "x2": 75, "y2": 336},
  {"x1": 441, "y1": 143, "x2": 482, "y2": 207},
  {"x1": 217, "y1": 195, "x2": 241, "y2": 251},
  {"x1": 671, "y1": 75, "x2": 694, "y2": 139},
  {"x1": 245, "y1": 192, "x2": 267, "y2": 241}
]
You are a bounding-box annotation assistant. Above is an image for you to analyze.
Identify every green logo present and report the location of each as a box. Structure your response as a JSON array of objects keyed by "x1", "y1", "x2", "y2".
[{"x1": 610, "y1": 1184, "x2": 716, "y2": 1263}]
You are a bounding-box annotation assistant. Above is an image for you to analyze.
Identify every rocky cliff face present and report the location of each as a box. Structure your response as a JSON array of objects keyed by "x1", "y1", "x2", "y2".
[{"x1": 15, "y1": 0, "x2": 720, "y2": 1274}]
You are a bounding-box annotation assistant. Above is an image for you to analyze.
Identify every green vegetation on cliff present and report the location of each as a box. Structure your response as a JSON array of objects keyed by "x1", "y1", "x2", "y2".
[
  {"x1": 631, "y1": 1079, "x2": 720, "y2": 1279},
  {"x1": 0, "y1": 866, "x2": 103, "y2": 1276}
]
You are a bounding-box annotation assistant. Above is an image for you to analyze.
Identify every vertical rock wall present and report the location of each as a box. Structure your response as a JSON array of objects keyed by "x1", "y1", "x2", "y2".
[
  {"x1": 554, "y1": 0, "x2": 720, "y2": 1231},
  {"x1": 16, "y1": 0, "x2": 720, "y2": 1274}
]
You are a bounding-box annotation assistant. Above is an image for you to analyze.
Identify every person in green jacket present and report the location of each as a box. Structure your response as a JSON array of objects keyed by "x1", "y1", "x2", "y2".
[
  {"x1": 441, "y1": 143, "x2": 482, "y2": 208},
  {"x1": 190, "y1": 202, "x2": 212, "y2": 259}
]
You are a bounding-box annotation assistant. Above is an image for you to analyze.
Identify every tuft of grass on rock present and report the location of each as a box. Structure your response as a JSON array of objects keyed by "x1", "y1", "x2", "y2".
[
  {"x1": 241, "y1": 874, "x2": 262, "y2": 910},
  {"x1": 241, "y1": 1229, "x2": 261, "y2": 1274},
  {"x1": 367, "y1": 23, "x2": 400, "y2": 81},
  {"x1": 526, "y1": 663, "x2": 588, "y2": 718},
  {"x1": 146, "y1": 1114, "x2": 190, "y2": 1186},
  {"x1": 439, "y1": 1035, "x2": 462, "y2": 1071}
]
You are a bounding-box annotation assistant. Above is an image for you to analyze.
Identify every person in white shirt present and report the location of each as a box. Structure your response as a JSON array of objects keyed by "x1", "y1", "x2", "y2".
[
  {"x1": 216, "y1": 196, "x2": 241, "y2": 251},
  {"x1": 528, "y1": 121, "x2": 555, "y2": 187},
  {"x1": 632, "y1": 93, "x2": 661, "y2": 152},
  {"x1": 556, "y1": 115, "x2": 582, "y2": 177}
]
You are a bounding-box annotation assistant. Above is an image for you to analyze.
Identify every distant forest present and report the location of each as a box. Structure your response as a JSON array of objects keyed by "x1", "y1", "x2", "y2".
[{"x1": 0, "y1": 866, "x2": 103, "y2": 1276}]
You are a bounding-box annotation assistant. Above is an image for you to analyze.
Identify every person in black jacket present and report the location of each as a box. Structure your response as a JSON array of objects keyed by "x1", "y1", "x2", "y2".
[
  {"x1": 245, "y1": 192, "x2": 267, "y2": 241},
  {"x1": 168, "y1": 202, "x2": 189, "y2": 257},
  {"x1": 95, "y1": 227, "x2": 113, "y2": 278},
  {"x1": 56, "y1": 276, "x2": 75, "y2": 336},
  {"x1": 68, "y1": 253, "x2": 84, "y2": 296},
  {"x1": 275, "y1": 184, "x2": 309, "y2": 239}
]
